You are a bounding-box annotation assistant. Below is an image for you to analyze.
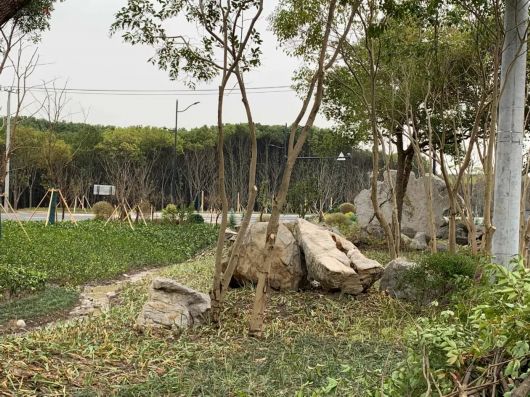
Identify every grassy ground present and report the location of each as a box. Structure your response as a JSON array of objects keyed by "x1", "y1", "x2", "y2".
[
  {"x1": 0, "y1": 287, "x2": 79, "y2": 331},
  {"x1": 0, "y1": 221, "x2": 218, "y2": 286},
  {"x1": 0, "y1": 221, "x2": 218, "y2": 329},
  {"x1": 0, "y1": 253, "x2": 418, "y2": 396}
]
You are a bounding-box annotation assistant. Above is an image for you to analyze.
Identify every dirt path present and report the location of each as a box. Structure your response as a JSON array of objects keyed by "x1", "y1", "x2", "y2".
[{"x1": 68, "y1": 268, "x2": 161, "y2": 318}]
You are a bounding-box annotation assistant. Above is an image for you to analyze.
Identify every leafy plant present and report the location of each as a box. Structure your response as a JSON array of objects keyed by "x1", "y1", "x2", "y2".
[
  {"x1": 161, "y1": 204, "x2": 179, "y2": 223},
  {"x1": 379, "y1": 260, "x2": 530, "y2": 396},
  {"x1": 399, "y1": 252, "x2": 479, "y2": 305},
  {"x1": 188, "y1": 213, "x2": 204, "y2": 224},
  {"x1": 0, "y1": 265, "x2": 48, "y2": 298},
  {"x1": 324, "y1": 212, "x2": 352, "y2": 226},
  {"x1": 92, "y1": 201, "x2": 114, "y2": 221},
  {"x1": 339, "y1": 202, "x2": 355, "y2": 214}
]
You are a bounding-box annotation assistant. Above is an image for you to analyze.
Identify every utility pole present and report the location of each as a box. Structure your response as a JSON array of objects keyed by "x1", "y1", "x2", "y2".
[
  {"x1": 3, "y1": 87, "x2": 12, "y2": 209},
  {"x1": 492, "y1": 0, "x2": 530, "y2": 268},
  {"x1": 170, "y1": 100, "x2": 200, "y2": 204},
  {"x1": 171, "y1": 99, "x2": 178, "y2": 203}
]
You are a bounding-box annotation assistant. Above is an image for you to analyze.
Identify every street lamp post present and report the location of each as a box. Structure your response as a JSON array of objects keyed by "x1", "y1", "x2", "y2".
[{"x1": 171, "y1": 99, "x2": 200, "y2": 203}]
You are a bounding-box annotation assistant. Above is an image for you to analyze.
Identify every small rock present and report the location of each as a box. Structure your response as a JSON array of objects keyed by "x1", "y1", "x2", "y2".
[
  {"x1": 136, "y1": 278, "x2": 211, "y2": 331},
  {"x1": 16, "y1": 319, "x2": 26, "y2": 328},
  {"x1": 310, "y1": 280, "x2": 321, "y2": 288},
  {"x1": 106, "y1": 292, "x2": 117, "y2": 299}
]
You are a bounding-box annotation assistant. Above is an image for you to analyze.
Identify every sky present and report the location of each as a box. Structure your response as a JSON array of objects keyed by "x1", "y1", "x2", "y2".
[{"x1": 0, "y1": 0, "x2": 332, "y2": 130}]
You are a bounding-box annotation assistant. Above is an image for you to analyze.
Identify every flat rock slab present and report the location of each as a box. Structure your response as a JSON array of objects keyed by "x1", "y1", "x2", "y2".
[
  {"x1": 294, "y1": 219, "x2": 383, "y2": 294},
  {"x1": 136, "y1": 278, "x2": 210, "y2": 331}
]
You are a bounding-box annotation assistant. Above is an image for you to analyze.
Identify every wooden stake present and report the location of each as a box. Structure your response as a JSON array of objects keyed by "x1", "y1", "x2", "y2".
[
  {"x1": 0, "y1": 200, "x2": 31, "y2": 241},
  {"x1": 105, "y1": 205, "x2": 119, "y2": 225},
  {"x1": 28, "y1": 191, "x2": 49, "y2": 222},
  {"x1": 58, "y1": 189, "x2": 78, "y2": 225}
]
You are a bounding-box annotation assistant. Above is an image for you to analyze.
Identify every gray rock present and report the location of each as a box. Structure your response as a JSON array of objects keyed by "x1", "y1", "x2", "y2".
[
  {"x1": 136, "y1": 278, "x2": 210, "y2": 331},
  {"x1": 380, "y1": 258, "x2": 441, "y2": 305},
  {"x1": 16, "y1": 319, "x2": 26, "y2": 328},
  {"x1": 379, "y1": 258, "x2": 418, "y2": 301},
  {"x1": 437, "y1": 223, "x2": 468, "y2": 245},
  {"x1": 410, "y1": 232, "x2": 428, "y2": 251},
  {"x1": 354, "y1": 171, "x2": 452, "y2": 238},
  {"x1": 294, "y1": 219, "x2": 383, "y2": 294},
  {"x1": 223, "y1": 222, "x2": 304, "y2": 291}
]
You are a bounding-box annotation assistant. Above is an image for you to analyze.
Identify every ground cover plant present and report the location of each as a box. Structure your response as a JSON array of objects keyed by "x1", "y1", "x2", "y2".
[
  {"x1": 0, "y1": 253, "x2": 415, "y2": 396},
  {"x1": 379, "y1": 260, "x2": 530, "y2": 396},
  {"x1": 0, "y1": 221, "x2": 218, "y2": 287}
]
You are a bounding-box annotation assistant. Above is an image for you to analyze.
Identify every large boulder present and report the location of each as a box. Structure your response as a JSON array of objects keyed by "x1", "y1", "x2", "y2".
[
  {"x1": 354, "y1": 171, "x2": 451, "y2": 238},
  {"x1": 294, "y1": 219, "x2": 383, "y2": 294},
  {"x1": 136, "y1": 278, "x2": 210, "y2": 331},
  {"x1": 225, "y1": 222, "x2": 304, "y2": 291}
]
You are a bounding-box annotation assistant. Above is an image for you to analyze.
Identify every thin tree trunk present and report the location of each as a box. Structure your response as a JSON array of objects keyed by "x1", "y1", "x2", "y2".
[
  {"x1": 248, "y1": 0, "x2": 356, "y2": 337},
  {"x1": 211, "y1": 64, "x2": 260, "y2": 321}
]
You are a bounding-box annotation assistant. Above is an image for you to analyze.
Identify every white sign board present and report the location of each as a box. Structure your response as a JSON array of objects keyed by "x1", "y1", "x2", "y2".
[{"x1": 93, "y1": 184, "x2": 116, "y2": 196}]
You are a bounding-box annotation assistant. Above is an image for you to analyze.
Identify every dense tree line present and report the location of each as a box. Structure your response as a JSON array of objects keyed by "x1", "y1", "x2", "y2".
[{"x1": 0, "y1": 116, "x2": 372, "y2": 212}]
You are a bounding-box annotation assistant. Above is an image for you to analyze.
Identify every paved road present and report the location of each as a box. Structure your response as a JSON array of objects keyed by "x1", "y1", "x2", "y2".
[
  {"x1": 1, "y1": 211, "x2": 94, "y2": 222},
  {"x1": 0, "y1": 210, "x2": 302, "y2": 224}
]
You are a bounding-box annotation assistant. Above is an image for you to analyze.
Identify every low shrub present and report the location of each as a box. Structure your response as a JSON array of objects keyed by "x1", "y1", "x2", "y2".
[
  {"x1": 399, "y1": 252, "x2": 479, "y2": 305},
  {"x1": 0, "y1": 265, "x2": 47, "y2": 298},
  {"x1": 324, "y1": 212, "x2": 352, "y2": 226},
  {"x1": 92, "y1": 201, "x2": 114, "y2": 221},
  {"x1": 379, "y1": 261, "x2": 530, "y2": 396},
  {"x1": 339, "y1": 202, "x2": 356, "y2": 214},
  {"x1": 188, "y1": 213, "x2": 204, "y2": 224},
  {"x1": 162, "y1": 204, "x2": 179, "y2": 223},
  {"x1": 345, "y1": 211, "x2": 357, "y2": 223}
]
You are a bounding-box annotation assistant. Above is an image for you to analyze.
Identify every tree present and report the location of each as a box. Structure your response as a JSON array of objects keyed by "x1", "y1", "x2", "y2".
[
  {"x1": 492, "y1": 0, "x2": 529, "y2": 267},
  {"x1": 113, "y1": 0, "x2": 264, "y2": 323},
  {"x1": 248, "y1": 0, "x2": 360, "y2": 336}
]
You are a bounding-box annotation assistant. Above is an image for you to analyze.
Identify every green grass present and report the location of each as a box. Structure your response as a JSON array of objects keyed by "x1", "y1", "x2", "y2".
[
  {"x1": 0, "y1": 221, "x2": 218, "y2": 286},
  {"x1": 0, "y1": 286, "x2": 79, "y2": 326},
  {"x1": 0, "y1": 254, "x2": 416, "y2": 396}
]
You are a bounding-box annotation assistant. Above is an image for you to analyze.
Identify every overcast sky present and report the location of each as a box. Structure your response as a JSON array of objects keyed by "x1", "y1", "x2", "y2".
[{"x1": 0, "y1": 0, "x2": 332, "y2": 130}]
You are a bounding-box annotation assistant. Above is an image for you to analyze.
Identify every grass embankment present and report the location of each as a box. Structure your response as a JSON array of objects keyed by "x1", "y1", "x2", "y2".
[
  {"x1": 0, "y1": 253, "x2": 416, "y2": 396},
  {"x1": 0, "y1": 221, "x2": 218, "y2": 328},
  {"x1": 0, "y1": 221, "x2": 218, "y2": 285}
]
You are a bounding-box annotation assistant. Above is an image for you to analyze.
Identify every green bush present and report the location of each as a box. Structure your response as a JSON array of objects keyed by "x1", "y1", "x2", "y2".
[
  {"x1": 188, "y1": 213, "x2": 204, "y2": 224},
  {"x1": 379, "y1": 261, "x2": 530, "y2": 396},
  {"x1": 339, "y1": 202, "x2": 356, "y2": 214},
  {"x1": 92, "y1": 201, "x2": 114, "y2": 221},
  {"x1": 345, "y1": 211, "x2": 357, "y2": 223},
  {"x1": 400, "y1": 252, "x2": 479, "y2": 305},
  {"x1": 162, "y1": 204, "x2": 179, "y2": 223},
  {"x1": 0, "y1": 265, "x2": 47, "y2": 298},
  {"x1": 324, "y1": 212, "x2": 352, "y2": 226}
]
